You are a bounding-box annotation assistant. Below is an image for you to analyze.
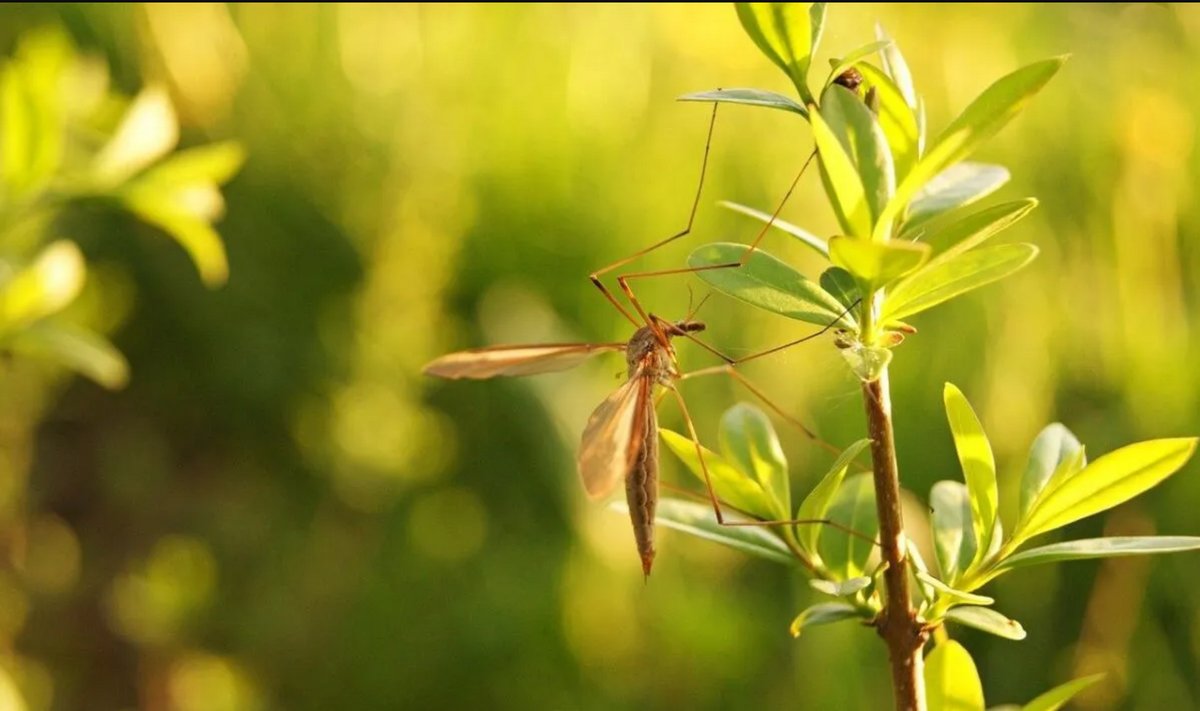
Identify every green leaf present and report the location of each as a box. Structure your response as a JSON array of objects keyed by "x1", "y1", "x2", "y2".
[
  {"x1": 136, "y1": 141, "x2": 246, "y2": 188},
  {"x1": 872, "y1": 57, "x2": 1067, "y2": 242},
  {"x1": 687, "y1": 243, "x2": 853, "y2": 328},
  {"x1": 819, "y1": 84, "x2": 895, "y2": 225},
  {"x1": 120, "y1": 188, "x2": 230, "y2": 287},
  {"x1": 734, "y1": 3, "x2": 821, "y2": 102},
  {"x1": 1019, "y1": 674, "x2": 1105, "y2": 711},
  {"x1": 825, "y1": 40, "x2": 892, "y2": 88},
  {"x1": 660, "y1": 429, "x2": 774, "y2": 520},
  {"x1": 8, "y1": 321, "x2": 129, "y2": 389},
  {"x1": 881, "y1": 244, "x2": 1039, "y2": 323},
  {"x1": 943, "y1": 383, "x2": 998, "y2": 571},
  {"x1": 819, "y1": 267, "x2": 860, "y2": 311},
  {"x1": 623, "y1": 498, "x2": 796, "y2": 566},
  {"x1": 907, "y1": 537, "x2": 934, "y2": 606},
  {"x1": 1, "y1": 64, "x2": 37, "y2": 197},
  {"x1": 810, "y1": 576, "x2": 871, "y2": 597},
  {"x1": 788, "y1": 601, "x2": 864, "y2": 637},
  {"x1": 945, "y1": 606, "x2": 1027, "y2": 641},
  {"x1": 810, "y1": 103, "x2": 871, "y2": 239},
  {"x1": 875, "y1": 24, "x2": 916, "y2": 108},
  {"x1": 1019, "y1": 424, "x2": 1084, "y2": 522},
  {"x1": 1014, "y1": 438, "x2": 1198, "y2": 546},
  {"x1": 930, "y1": 481, "x2": 977, "y2": 585},
  {"x1": 796, "y1": 439, "x2": 872, "y2": 555},
  {"x1": 857, "y1": 62, "x2": 919, "y2": 181},
  {"x1": 902, "y1": 163, "x2": 1011, "y2": 235},
  {"x1": 915, "y1": 570, "x2": 994, "y2": 606},
  {"x1": 926, "y1": 640, "x2": 985, "y2": 711},
  {"x1": 91, "y1": 85, "x2": 179, "y2": 187},
  {"x1": 829, "y1": 236, "x2": 929, "y2": 292},
  {"x1": 0, "y1": 28, "x2": 71, "y2": 200},
  {"x1": 922, "y1": 199, "x2": 1038, "y2": 259},
  {"x1": 994, "y1": 536, "x2": 1200, "y2": 574},
  {"x1": 719, "y1": 403, "x2": 790, "y2": 519},
  {"x1": 719, "y1": 200, "x2": 828, "y2": 258},
  {"x1": 817, "y1": 472, "x2": 878, "y2": 580},
  {"x1": 0, "y1": 240, "x2": 85, "y2": 334},
  {"x1": 678, "y1": 88, "x2": 806, "y2": 117}
]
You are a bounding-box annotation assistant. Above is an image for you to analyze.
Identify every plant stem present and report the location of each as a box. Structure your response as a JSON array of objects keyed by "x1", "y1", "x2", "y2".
[{"x1": 862, "y1": 367, "x2": 927, "y2": 711}]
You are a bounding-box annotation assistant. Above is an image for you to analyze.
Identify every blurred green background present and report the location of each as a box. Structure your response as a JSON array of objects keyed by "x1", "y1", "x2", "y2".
[{"x1": 0, "y1": 3, "x2": 1198, "y2": 710}]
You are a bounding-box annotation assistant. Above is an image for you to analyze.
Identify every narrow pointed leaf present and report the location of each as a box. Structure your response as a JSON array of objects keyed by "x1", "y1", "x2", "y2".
[
  {"x1": 121, "y1": 191, "x2": 229, "y2": 287},
  {"x1": 1, "y1": 65, "x2": 37, "y2": 195},
  {"x1": 926, "y1": 640, "x2": 985, "y2": 711},
  {"x1": 719, "y1": 404, "x2": 790, "y2": 519},
  {"x1": 931, "y1": 481, "x2": 976, "y2": 584},
  {"x1": 9, "y1": 321, "x2": 129, "y2": 389},
  {"x1": 915, "y1": 570, "x2": 994, "y2": 606},
  {"x1": 829, "y1": 236, "x2": 929, "y2": 291},
  {"x1": 719, "y1": 200, "x2": 829, "y2": 257},
  {"x1": 872, "y1": 57, "x2": 1066, "y2": 242},
  {"x1": 945, "y1": 606, "x2": 1027, "y2": 641},
  {"x1": 875, "y1": 24, "x2": 916, "y2": 108},
  {"x1": 1015, "y1": 438, "x2": 1198, "y2": 545},
  {"x1": 921, "y1": 199, "x2": 1038, "y2": 258},
  {"x1": 797, "y1": 439, "x2": 871, "y2": 555},
  {"x1": 857, "y1": 62, "x2": 918, "y2": 181},
  {"x1": 825, "y1": 40, "x2": 892, "y2": 89},
  {"x1": 819, "y1": 267, "x2": 860, "y2": 311},
  {"x1": 789, "y1": 601, "x2": 864, "y2": 637},
  {"x1": 810, "y1": 104, "x2": 871, "y2": 239},
  {"x1": 882, "y1": 244, "x2": 1039, "y2": 323},
  {"x1": 820, "y1": 84, "x2": 896, "y2": 225},
  {"x1": 735, "y1": 3, "x2": 819, "y2": 102},
  {"x1": 660, "y1": 429, "x2": 773, "y2": 520},
  {"x1": 902, "y1": 163, "x2": 1011, "y2": 235},
  {"x1": 807, "y1": 3, "x2": 828, "y2": 64},
  {"x1": 137, "y1": 141, "x2": 246, "y2": 188},
  {"x1": 687, "y1": 243, "x2": 853, "y2": 328},
  {"x1": 617, "y1": 498, "x2": 797, "y2": 566},
  {"x1": 994, "y1": 536, "x2": 1200, "y2": 574},
  {"x1": 92, "y1": 86, "x2": 179, "y2": 186},
  {"x1": 678, "y1": 88, "x2": 807, "y2": 117},
  {"x1": 818, "y1": 472, "x2": 879, "y2": 580},
  {"x1": 943, "y1": 384, "x2": 998, "y2": 569},
  {"x1": 810, "y1": 576, "x2": 871, "y2": 597},
  {"x1": 1019, "y1": 424, "x2": 1084, "y2": 521},
  {"x1": 1020, "y1": 674, "x2": 1105, "y2": 711},
  {"x1": 0, "y1": 240, "x2": 85, "y2": 333}
]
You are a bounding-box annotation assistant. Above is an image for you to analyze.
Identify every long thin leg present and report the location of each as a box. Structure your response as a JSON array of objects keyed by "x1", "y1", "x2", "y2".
[
  {"x1": 611, "y1": 147, "x2": 821, "y2": 334},
  {"x1": 668, "y1": 298, "x2": 861, "y2": 368},
  {"x1": 659, "y1": 481, "x2": 876, "y2": 548},
  {"x1": 665, "y1": 385, "x2": 876, "y2": 546},
  {"x1": 589, "y1": 102, "x2": 720, "y2": 330}
]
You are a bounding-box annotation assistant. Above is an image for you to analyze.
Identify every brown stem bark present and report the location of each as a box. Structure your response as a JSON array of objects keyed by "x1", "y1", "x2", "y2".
[{"x1": 862, "y1": 368, "x2": 927, "y2": 711}]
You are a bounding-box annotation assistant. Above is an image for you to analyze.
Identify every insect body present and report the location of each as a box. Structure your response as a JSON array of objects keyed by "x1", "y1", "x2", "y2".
[{"x1": 424, "y1": 316, "x2": 702, "y2": 577}]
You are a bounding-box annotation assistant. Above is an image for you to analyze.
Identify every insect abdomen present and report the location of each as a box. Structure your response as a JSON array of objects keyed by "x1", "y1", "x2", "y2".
[{"x1": 625, "y1": 395, "x2": 659, "y2": 578}]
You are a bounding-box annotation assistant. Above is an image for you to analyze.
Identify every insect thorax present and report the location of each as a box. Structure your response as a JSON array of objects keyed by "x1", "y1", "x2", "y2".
[{"x1": 625, "y1": 326, "x2": 676, "y2": 383}]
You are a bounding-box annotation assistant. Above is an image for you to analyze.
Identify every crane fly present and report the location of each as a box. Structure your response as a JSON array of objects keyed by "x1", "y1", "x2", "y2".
[
  {"x1": 425, "y1": 98, "x2": 873, "y2": 576},
  {"x1": 425, "y1": 313, "x2": 706, "y2": 576},
  {"x1": 423, "y1": 302, "x2": 860, "y2": 577}
]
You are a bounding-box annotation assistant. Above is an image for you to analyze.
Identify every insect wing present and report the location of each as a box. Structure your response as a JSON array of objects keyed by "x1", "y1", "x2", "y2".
[
  {"x1": 577, "y1": 371, "x2": 651, "y2": 501},
  {"x1": 423, "y1": 343, "x2": 624, "y2": 380}
]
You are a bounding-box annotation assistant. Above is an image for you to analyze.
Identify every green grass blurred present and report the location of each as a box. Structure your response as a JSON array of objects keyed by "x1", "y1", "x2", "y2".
[{"x1": 1, "y1": 3, "x2": 1199, "y2": 710}]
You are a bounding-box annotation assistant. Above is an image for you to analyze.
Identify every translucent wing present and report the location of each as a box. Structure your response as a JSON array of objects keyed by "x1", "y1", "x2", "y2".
[
  {"x1": 577, "y1": 370, "x2": 651, "y2": 501},
  {"x1": 423, "y1": 342, "x2": 625, "y2": 380}
]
